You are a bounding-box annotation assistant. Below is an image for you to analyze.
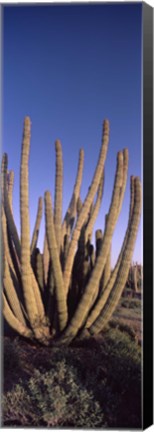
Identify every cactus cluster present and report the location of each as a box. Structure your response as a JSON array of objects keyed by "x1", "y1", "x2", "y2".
[
  {"x1": 127, "y1": 262, "x2": 143, "y2": 293},
  {"x1": 1, "y1": 117, "x2": 141, "y2": 345}
]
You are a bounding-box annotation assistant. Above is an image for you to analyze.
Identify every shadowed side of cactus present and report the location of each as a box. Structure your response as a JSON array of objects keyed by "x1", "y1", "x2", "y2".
[
  {"x1": 31, "y1": 197, "x2": 43, "y2": 259},
  {"x1": 62, "y1": 148, "x2": 84, "y2": 243}
]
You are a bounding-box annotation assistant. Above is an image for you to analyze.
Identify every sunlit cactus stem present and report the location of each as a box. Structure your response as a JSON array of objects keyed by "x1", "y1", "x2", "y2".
[{"x1": 54, "y1": 139, "x2": 63, "y2": 251}]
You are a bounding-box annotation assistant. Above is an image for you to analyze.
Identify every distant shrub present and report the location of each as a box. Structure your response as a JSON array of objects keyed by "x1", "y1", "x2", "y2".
[
  {"x1": 121, "y1": 299, "x2": 141, "y2": 309},
  {"x1": 109, "y1": 319, "x2": 137, "y2": 341}
]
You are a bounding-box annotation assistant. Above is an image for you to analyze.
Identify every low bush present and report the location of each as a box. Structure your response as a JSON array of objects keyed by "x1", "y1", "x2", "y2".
[
  {"x1": 3, "y1": 327, "x2": 141, "y2": 428},
  {"x1": 3, "y1": 358, "x2": 105, "y2": 428},
  {"x1": 121, "y1": 298, "x2": 141, "y2": 309}
]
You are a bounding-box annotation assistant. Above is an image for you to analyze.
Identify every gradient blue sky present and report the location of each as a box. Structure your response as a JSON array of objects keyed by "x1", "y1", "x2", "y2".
[{"x1": 2, "y1": 3, "x2": 142, "y2": 266}]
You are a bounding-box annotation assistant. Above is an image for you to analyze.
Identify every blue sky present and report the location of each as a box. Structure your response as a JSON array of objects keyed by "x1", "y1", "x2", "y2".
[{"x1": 2, "y1": 3, "x2": 142, "y2": 266}]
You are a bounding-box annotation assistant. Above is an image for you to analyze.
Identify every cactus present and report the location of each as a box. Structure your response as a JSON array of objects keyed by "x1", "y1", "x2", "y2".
[
  {"x1": 126, "y1": 261, "x2": 142, "y2": 294},
  {"x1": 2, "y1": 117, "x2": 141, "y2": 345},
  {"x1": 54, "y1": 140, "x2": 63, "y2": 251}
]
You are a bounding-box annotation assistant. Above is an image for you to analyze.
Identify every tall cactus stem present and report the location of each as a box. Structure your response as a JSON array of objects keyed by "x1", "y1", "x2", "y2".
[
  {"x1": 54, "y1": 139, "x2": 63, "y2": 251},
  {"x1": 7, "y1": 170, "x2": 14, "y2": 211},
  {"x1": 45, "y1": 191, "x2": 68, "y2": 332}
]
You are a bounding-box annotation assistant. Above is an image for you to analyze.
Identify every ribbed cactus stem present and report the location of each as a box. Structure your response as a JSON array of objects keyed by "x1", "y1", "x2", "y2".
[
  {"x1": 2, "y1": 292, "x2": 32, "y2": 338},
  {"x1": 99, "y1": 215, "x2": 111, "y2": 293},
  {"x1": 101, "y1": 247, "x2": 111, "y2": 293},
  {"x1": 2, "y1": 205, "x2": 17, "y2": 281},
  {"x1": 43, "y1": 234, "x2": 50, "y2": 286},
  {"x1": 8, "y1": 170, "x2": 14, "y2": 211},
  {"x1": 61, "y1": 151, "x2": 124, "y2": 342},
  {"x1": 3, "y1": 253, "x2": 27, "y2": 326},
  {"x1": 117, "y1": 148, "x2": 129, "y2": 216},
  {"x1": 62, "y1": 148, "x2": 84, "y2": 239},
  {"x1": 20, "y1": 117, "x2": 41, "y2": 328},
  {"x1": 3, "y1": 154, "x2": 21, "y2": 260},
  {"x1": 89, "y1": 177, "x2": 141, "y2": 335},
  {"x1": 85, "y1": 172, "x2": 104, "y2": 242},
  {"x1": 34, "y1": 249, "x2": 44, "y2": 294},
  {"x1": 95, "y1": 229, "x2": 103, "y2": 258},
  {"x1": 45, "y1": 191, "x2": 68, "y2": 331},
  {"x1": 85, "y1": 176, "x2": 135, "y2": 329},
  {"x1": 31, "y1": 197, "x2": 43, "y2": 256},
  {"x1": 54, "y1": 139, "x2": 63, "y2": 251},
  {"x1": 2, "y1": 206, "x2": 26, "y2": 320},
  {"x1": 63, "y1": 119, "x2": 110, "y2": 294},
  {"x1": 77, "y1": 197, "x2": 82, "y2": 215},
  {"x1": 133, "y1": 264, "x2": 138, "y2": 292}
]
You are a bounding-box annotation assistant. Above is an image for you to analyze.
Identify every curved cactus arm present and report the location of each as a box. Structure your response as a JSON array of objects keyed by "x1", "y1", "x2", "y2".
[
  {"x1": 85, "y1": 175, "x2": 136, "y2": 329},
  {"x1": 117, "y1": 148, "x2": 129, "y2": 216},
  {"x1": 61, "y1": 233, "x2": 70, "y2": 270},
  {"x1": 85, "y1": 172, "x2": 104, "y2": 242},
  {"x1": 2, "y1": 293, "x2": 33, "y2": 338},
  {"x1": 2, "y1": 209, "x2": 24, "y2": 321},
  {"x1": 72, "y1": 148, "x2": 84, "y2": 199},
  {"x1": 133, "y1": 264, "x2": 138, "y2": 292},
  {"x1": 100, "y1": 245, "x2": 111, "y2": 293},
  {"x1": 3, "y1": 254, "x2": 27, "y2": 327},
  {"x1": 62, "y1": 148, "x2": 84, "y2": 239},
  {"x1": 31, "y1": 197, "x2": 43, "y2": 257},
  {"x1": 60, "y1": 151, "x2": 124, "y2": 342},
  {"x1": 20, "y1": 118, "x2": 49, "y2": 342},
  {"x1": 2, "y1": 154, "x2": 21, "y2": 259},
  {"x1": 76, "y1": 196, "x2": 83, "y2": 215},
  {"x1": 34, "y1": 250, "x2": 44, "y2": 294},
  {"x1": 2, "y1": 204, "x2": 18, "y2": 281},
  {"x1": 89, "y1": 177, "x2": 141, "y2": 335},
  {"x1": 54, "y1": 139, "x2": 63, "y2": 251},
  {"x1": 45, "y1": 191, "x2": 68, "y2": 332},
  {"x1": 129, "y1": 176, "x2": 135, "y2": 220},
  {"x1": 63, "y1": 119, "x2": 110, "y2": 294},
  {"x1": 2, "y1": 205, "x2": 27, "y2": 313}
]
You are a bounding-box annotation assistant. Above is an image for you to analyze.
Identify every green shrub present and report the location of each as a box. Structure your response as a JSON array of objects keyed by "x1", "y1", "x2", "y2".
[
  {"x1": 121, "y1": 298, "x2": 141, "y2": 309},
  {"x1": 61, "y1": 329, "x2": 142, "y2": 428},
  {"x1": 109, "y1": 319, "x2": 137, "y2": 340},
  {"x1": 3, "y1": 329, "x2": 141, "y2": 428},
  {"x1": 3, "y1": 358, "x2": 105, "y2": 428},
  {"x1": 2, "y1": 385, "x2": 34, "y2": 427}
]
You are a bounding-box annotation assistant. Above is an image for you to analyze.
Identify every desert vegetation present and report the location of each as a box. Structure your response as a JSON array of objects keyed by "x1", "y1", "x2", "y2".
[
  {"x1": 2, "y1": 117, "x2": 141, "y2": 345},
  {"x1": 2, "y1": 117, "x2": 142, "y2": 427}
]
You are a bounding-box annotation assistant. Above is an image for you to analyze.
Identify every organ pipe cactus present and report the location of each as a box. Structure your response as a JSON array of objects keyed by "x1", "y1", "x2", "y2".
[{"x1": 2, "y1": 117, "x2": 141, "y2": 345}]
